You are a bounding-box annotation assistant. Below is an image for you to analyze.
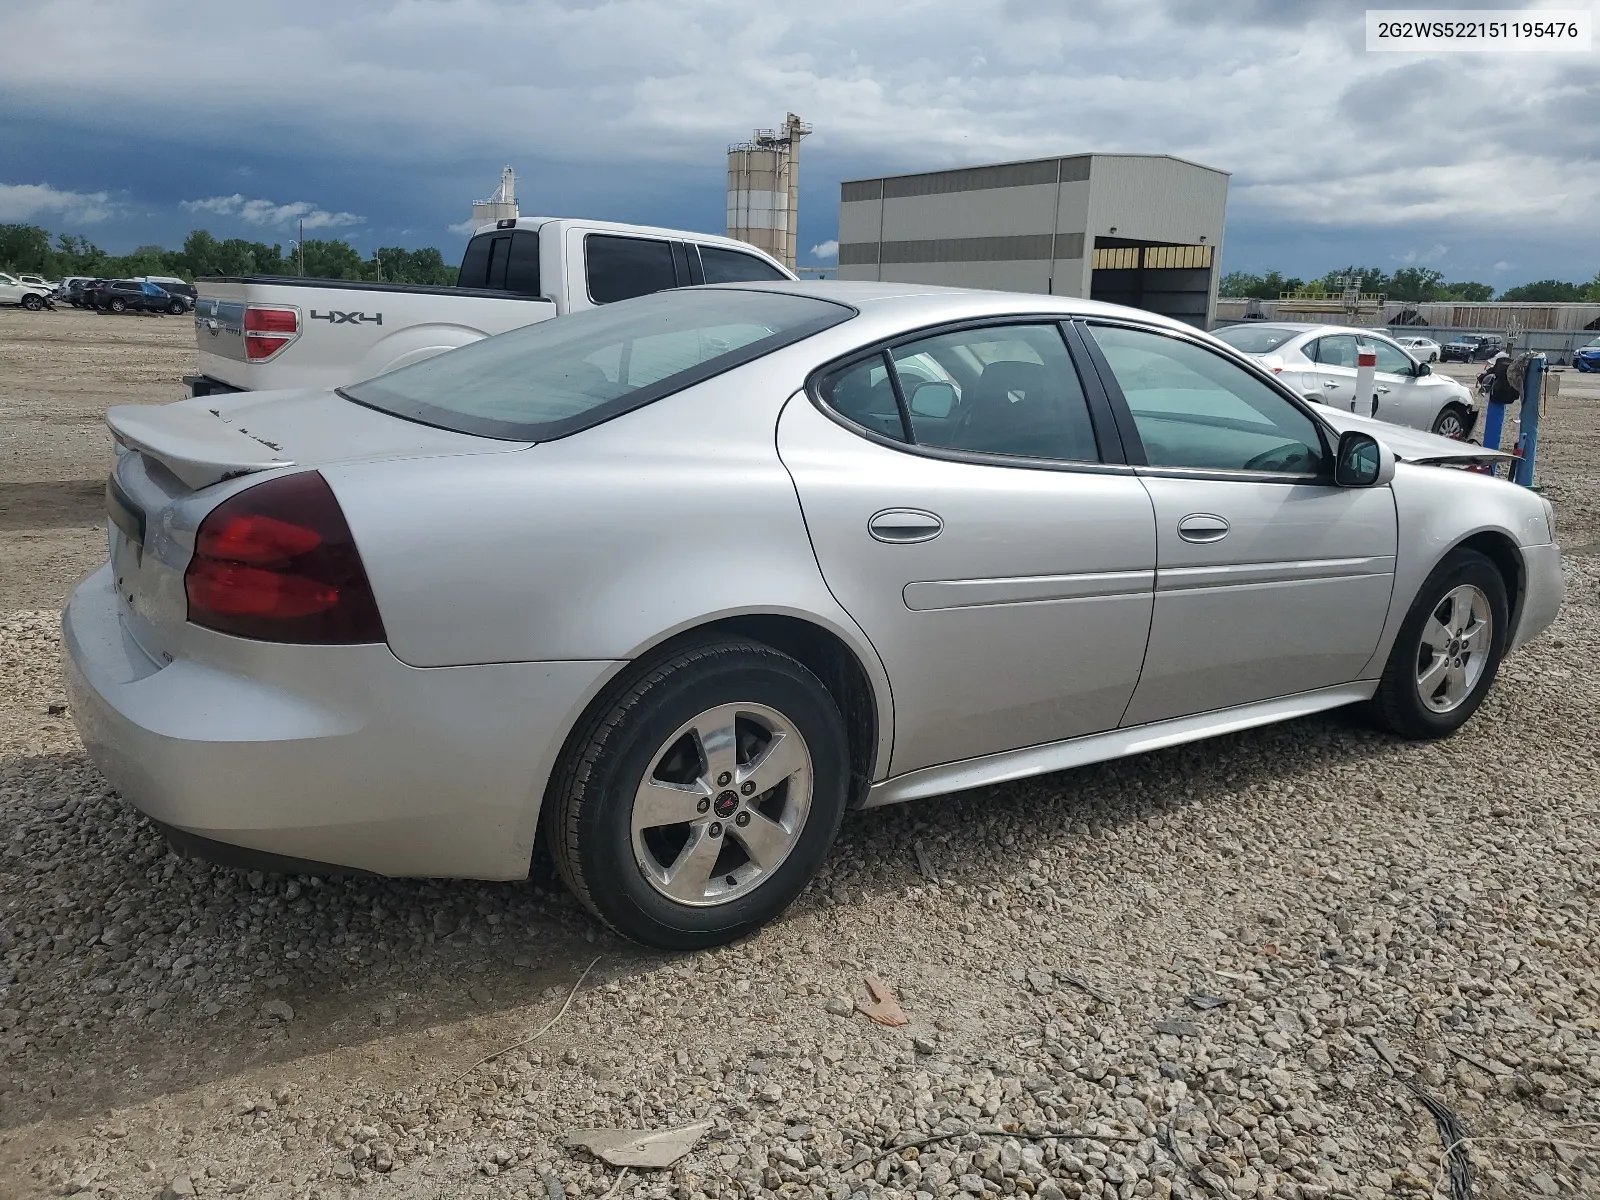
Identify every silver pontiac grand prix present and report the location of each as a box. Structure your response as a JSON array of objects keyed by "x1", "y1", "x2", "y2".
[{"x1": 65, "y1": 283, "x2": 1563, "y2": 948}]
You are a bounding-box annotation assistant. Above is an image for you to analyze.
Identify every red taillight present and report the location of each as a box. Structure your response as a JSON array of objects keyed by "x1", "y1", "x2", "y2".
[
  {"x1": 185, "y1": 471, "x2": 386, "y2": 644},
  {"x1": 243, "y1": 305, "x2": 299, "y2": 361}
]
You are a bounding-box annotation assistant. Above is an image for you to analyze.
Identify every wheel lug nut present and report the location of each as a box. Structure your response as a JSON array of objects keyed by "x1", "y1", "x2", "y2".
[
  {"x1": 740, "y1": 781, "x2": 756, "y2": 795},
  {"x1": 708, "y1": 821, "x2": 723, "y2": 838},
  {"x1": 696, "y1": 798, "x2": 710, "y2": 814},
  {"x1": 716, "y1": 771, "x2": 732, "y2": 787},
  {"x1": 735, "y1": 811, "x2": 751, "y2": 827}
]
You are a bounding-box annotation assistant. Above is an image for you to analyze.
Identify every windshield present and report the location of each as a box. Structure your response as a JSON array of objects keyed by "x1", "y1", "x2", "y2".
[
  {"x1": 1210, "y1": 325, "x2": 1301, "y2": 354},
  {"x1": 342, "y1": 288, "x2": 853, "y2": 441}
]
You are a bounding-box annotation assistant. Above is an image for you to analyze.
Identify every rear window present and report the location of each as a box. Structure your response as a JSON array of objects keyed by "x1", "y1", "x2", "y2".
[
  {"x1": 699, "y1": 245, "x2": 789, "y2": 284},
  {"x1": 457, "y1": 230, "x2": 540, "y2": 295},
  {"x1": 1210, "y1": 325, "x2": 1301, "y2": 354},
  {"x1": 341, "y1": 288, "x2": 853, "y2": 441}
]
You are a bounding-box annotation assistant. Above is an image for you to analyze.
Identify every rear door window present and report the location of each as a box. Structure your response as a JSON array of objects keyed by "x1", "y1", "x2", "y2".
[
  {"x1": 586, "y1": 235, "x2": 678, "y2": 304},
  {"x1": 1309, "y1": 334, "x2": 1360, "y2": 368},
  {"x1": 699, "y1": 245, "x2": 789, "y2": 284}
]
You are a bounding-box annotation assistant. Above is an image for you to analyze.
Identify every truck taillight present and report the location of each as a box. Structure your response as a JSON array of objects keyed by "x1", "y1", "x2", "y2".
[
  {"x1": 185, "y1": 471, "x2": 386, "y2": 644},
  {"x1": 243, "y1": 305, "x2": 299, "y2": 361}
]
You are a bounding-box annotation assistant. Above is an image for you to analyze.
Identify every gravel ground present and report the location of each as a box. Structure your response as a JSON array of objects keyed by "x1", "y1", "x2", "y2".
[{"x1": 0, "y1": 317, "x2": 1597, "y2": 1200}]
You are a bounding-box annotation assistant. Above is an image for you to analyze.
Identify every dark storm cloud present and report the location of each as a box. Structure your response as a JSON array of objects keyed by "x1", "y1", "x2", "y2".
[{"x1": 0, "y1": 0, "x2": 1592, "y2": 279}]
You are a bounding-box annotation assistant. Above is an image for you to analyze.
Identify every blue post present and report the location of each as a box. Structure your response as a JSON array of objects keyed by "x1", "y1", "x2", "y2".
[
  {"x1": 1512, "y1": 355, "x2": 1544, "y2": 488},
  {"x1": 1481, "y1": 397, "x2": 1507, "y2": 455}
]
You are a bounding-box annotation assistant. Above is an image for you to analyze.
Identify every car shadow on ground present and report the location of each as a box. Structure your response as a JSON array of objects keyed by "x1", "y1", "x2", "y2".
[{"x1": 0, "y1": 706, "x2": 1404, "y2": 1131}]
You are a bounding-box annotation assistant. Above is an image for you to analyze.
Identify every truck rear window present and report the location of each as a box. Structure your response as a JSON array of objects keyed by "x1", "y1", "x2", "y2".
[
  {"x1": 458, "y1": 229, "x2": 540, "y2": 295},
  {"x1": 340, "y1": 288, "x2": 853, "y2": 441}
]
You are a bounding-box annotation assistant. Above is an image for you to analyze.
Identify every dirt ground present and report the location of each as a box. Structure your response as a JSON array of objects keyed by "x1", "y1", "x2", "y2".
[
  {"x1": 1, "y1": 305, "x2": 1597, "y2": 1200},
  {"x1": 0, "y1": 307, "x2": 193, "y2": 610}
]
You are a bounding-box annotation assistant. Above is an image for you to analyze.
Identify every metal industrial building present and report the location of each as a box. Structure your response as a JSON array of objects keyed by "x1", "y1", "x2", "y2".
[{"x1": 836, "y1": 153, "x2": 1229, "y2": 328}]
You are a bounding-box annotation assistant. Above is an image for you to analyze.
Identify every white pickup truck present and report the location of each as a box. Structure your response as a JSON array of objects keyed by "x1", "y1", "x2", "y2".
[{"x1": 185, "y1": 217, "x2": 794, "y2": 396}]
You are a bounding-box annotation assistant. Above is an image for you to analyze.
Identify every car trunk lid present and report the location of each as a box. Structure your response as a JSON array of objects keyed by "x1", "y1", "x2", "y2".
[
  {"x1": 107, "y1": 389, "x2": 530, "y2": 490},
  {"x1": 103, "y1": 391, "x2": 530, "y2": 663}
]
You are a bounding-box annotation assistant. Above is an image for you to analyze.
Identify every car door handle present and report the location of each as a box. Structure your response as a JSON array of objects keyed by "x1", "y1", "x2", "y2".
[
  {"x1": 1376, "y1": 385, "x2": 1390, "y2": 393},
  {"x1": 1177, "y1": 514, "x2": 1229, "y2": 544},
  {"x1": 1323, "y1": 380, "x2": 1338, "y2": 388},
  {"x1": 868, "y1": 508, "x2": 943, "y2": 544}
]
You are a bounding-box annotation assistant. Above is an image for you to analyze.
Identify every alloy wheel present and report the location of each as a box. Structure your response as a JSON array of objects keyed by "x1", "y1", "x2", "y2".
[
  {"x1": 1415, "y1": 584, "x2": 1492, "y2": 713},
  {"x1": 630, "y1": 701, "x2": 812, "y2": 906},
  {"x1": 1434, "y1": 409, "x2": 1468, "y2": 440}
]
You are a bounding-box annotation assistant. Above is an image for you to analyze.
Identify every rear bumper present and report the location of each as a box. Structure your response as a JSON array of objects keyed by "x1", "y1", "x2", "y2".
[
  {"x1": 183, "y1": 374, "x2": 245, "y2": 398},
  {"x1": 62, "y1": 563, "x2": 617, "y2": 879},
  {"x1": 1510, "y1": 542, "x2": 1563, "y2": 653}
]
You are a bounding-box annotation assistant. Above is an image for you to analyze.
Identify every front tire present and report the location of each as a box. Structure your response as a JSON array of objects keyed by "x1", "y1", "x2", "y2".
[
  {"x1": 1431, "y1": 403, "x2": 1471, "y2": 440},
  {"x1": 1369, "y1": 549, "x2": 1508, "y2": 740},
  {"x1": 21, "y1": 294, "x2": 43, "y2": 311},
  {"x1": 544, "y1": 639, "x2": 849, "y2": 950},
  {"x1": 107, "y1": 298, "x2": 126, "y2": 313}
]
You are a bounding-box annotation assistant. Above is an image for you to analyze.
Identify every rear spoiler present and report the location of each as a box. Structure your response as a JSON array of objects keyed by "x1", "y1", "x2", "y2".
[{"x1": 107, "y1": 404, "x2": 294, "y2": 490}]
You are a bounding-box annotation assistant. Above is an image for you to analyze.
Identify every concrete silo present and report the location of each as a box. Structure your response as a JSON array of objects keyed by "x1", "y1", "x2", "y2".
[
  {"x1": 727, "y1": 114, "x2": 811, "y2": 271},
  {"x1": 472, "y1": 167, "x2": 518, "y2": 229}
]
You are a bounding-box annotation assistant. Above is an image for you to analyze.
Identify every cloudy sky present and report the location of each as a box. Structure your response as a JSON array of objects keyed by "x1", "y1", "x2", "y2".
[{"x1": 1, "y1": 0, "x2": 1595, "y2": 283}]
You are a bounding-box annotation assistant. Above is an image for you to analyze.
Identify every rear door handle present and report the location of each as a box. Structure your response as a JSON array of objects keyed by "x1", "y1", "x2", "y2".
[
  {"x1": 868, "y1": 508, "x2": 943, "y2": 544},
  {"x1": 1177, "y1": 513, "x2": 1229, "y2": 544},
  {"x1": 1322, "y1": 380, "x2": 1338, "y2": 389}
]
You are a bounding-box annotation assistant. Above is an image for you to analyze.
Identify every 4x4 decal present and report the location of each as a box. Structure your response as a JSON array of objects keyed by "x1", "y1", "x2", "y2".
[{"x1": 310, "y1": 310, "x2": 383, "y2": 326}]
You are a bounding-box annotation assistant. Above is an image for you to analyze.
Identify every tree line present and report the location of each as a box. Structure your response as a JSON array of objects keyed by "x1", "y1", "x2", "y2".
[
  {"x1": 0, "y1": 223, "x2": 458, "y2": 286},
  {"x1": 1220, "y1": 264, "x2": 1600, "y2": 304}
]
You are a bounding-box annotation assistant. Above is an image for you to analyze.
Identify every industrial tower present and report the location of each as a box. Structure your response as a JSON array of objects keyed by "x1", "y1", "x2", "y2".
[{"x1": 727, "y1": 114, "x2": 811, "y2": 271}]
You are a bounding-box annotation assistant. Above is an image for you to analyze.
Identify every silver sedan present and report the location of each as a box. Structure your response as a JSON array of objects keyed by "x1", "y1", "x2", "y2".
[
  {"x1": 1211, "y1": 322, "x2": 1477, "y2": 439},
  {"x1": 64, "y1": 283, "x2": 1563, "y2": 948}
]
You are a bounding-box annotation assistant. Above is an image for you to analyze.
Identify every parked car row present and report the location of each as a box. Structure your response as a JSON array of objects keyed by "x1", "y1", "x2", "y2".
[{"x1": 56, "y1": 276, "x2": 196, "y2": 314}]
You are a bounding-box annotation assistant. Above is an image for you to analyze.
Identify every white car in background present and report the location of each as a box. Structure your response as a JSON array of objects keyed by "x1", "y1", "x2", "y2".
[
  {"x1": 1391, "y1": 334, "x2": 1441, "y2": 362},
  {"x1": 0, "y1": 272, "x2": 55, "y2": 311},
  {"x1": 1211, "y1": 323, "x2": 1477, "y2": 440}
]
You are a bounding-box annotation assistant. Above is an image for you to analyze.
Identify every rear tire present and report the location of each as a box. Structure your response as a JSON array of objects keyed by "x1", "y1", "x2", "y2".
[
  {"x1": 1431, "y1": 403, "x2": 1471, "y2": 440},
  {"x1": 544, "y1": 638, "x2": 849, "y2": 950},
  {"x1": 1368, "y1": 549, "x2": 1508, "y2": 740}
]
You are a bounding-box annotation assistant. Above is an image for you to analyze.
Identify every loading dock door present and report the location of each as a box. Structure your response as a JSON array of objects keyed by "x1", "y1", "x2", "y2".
[{"x1": 1090, "y1": 241, "x2": 1213, "y2": 329}]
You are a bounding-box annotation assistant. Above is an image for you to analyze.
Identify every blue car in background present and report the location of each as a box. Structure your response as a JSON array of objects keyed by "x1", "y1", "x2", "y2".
[{"x1": 1575, "y1": 338, "x2": 1600, "y2": 372}]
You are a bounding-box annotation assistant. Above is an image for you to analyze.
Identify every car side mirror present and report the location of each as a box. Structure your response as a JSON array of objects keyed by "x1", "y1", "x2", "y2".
[
  {"x1": 1415, "y1": 361, "x2": 1431, "y2": 377},
  {"x1": 909, "y1": 380, "x2": 957, "y2": 419},
  {"x1": 1334, "y1": 430, "x2": 1396, "y2": 487}
]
